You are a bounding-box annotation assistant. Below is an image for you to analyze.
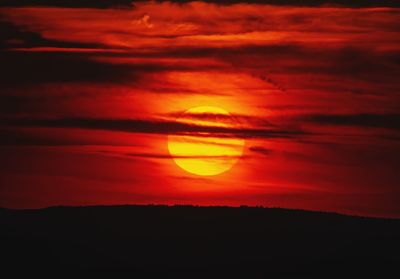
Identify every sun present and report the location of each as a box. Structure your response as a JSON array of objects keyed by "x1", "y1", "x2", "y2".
[{"x1": 168, "y1": 106, "x2": 245, "y2": 176}]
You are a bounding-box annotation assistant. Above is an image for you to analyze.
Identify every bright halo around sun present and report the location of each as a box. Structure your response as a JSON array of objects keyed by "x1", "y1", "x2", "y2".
[{"x1": 168, "y1": 106, "x2": 245, "y2": 176}]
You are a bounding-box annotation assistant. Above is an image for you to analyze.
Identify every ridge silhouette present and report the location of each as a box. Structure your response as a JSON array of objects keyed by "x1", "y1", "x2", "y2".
[{"x1": 1, "y1": 205, "x2": 399, "y2": 274}]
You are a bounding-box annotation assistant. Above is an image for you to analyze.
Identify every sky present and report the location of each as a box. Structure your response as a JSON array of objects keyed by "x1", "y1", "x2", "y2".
[{"x1": 0, "y1": 0, "x2": 399, "y2": 218}]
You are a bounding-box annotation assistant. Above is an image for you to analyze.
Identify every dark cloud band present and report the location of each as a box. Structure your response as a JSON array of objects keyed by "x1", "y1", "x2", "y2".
[
  {"x1": 304, "y1": 113, "x2": 400, "y2": 131},
  {"x1": 0, "y1": 117, "x2": 304, "y2": 139},
  {"x1": 1, "y1": 0, "x2": 399, "y2": 8}
]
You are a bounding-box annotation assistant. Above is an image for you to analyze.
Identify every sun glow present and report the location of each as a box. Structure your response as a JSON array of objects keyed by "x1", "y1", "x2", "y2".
[{"x1": 168, "y1": 106, "x2": 245, "y2": 176}]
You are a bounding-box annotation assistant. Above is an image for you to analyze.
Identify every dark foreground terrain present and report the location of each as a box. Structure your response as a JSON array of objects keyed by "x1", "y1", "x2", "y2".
[{"x1": 1, "y1": 205, "x2": 399, "y2": 275}]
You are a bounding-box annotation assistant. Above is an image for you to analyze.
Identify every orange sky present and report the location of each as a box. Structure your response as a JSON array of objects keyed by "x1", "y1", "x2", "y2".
[{"x1": 1, "y1": 1, "x2": 400, "y2": 217}]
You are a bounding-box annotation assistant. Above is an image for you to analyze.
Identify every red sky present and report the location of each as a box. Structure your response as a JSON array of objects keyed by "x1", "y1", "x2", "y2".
[{"x1": 1, "y1": 0, "x2": 400, "y2": 217}]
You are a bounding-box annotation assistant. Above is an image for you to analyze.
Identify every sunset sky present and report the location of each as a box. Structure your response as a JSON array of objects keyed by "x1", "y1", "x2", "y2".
[{"x1": 1, "y1": 0, "x2": 399, "y2": 218}]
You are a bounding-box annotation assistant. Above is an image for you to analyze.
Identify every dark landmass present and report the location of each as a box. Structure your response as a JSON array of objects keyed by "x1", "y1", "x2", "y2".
[{"x1": 1, "y1": 205, "x2": 399, "y2": 275}]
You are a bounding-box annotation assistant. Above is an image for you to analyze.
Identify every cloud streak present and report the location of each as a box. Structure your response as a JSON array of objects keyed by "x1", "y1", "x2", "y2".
[
  {"x1": 1, "y1": 0, "x2": 400, "y2": 8},
  {"x1": 0, "y1": 117, "x2": 305, "y2": 139},
  {"x1": 304, "y1": 113, "x2": 400, "y2": 131}
]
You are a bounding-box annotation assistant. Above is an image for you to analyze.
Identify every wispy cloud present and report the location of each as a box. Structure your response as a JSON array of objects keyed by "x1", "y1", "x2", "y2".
[
  {"x1": 0, "y1": 117, "x2": 305, "y2": 139},
  {"x1": 303, "y1": 113, "x2": 400, "y2": 131},
  {"x1": 1, "y1": 0, "x2": 399, "y2": 8}
]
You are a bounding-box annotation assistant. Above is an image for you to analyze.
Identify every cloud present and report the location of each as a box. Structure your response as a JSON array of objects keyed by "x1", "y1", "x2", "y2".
[
  {"x1": 3, "y1": 3, "x2": 399, "y2": 49},
  {"x1": 133, "y1": 14, "x2": 153, "y2": 29},
  {"x1": 0, "y1": 117, "x2": 305, "y2": 139},
  {"x1": 304, "y1": 113, "x2": 400, "y2": 131},
  {"x1": 249, "y1": 146, "x2": 272, "y2": 156},
  {"x1": 0, "y1": 51, "x2": 138, "y2": 87},
  {"x1": 0, "y1": 0, "x2": 399, "y2": 8},
  {"x1": 0, "y1": 0, "x2": 133, "y2": 9},
  {"x1": 0, "y1": 49, "x2": 223, "y2": 88},
  {"x1": 100, "y1": 150, "x2": 242, "y2": 159},
  {"x1": 170, "y1": 1, "x2": 400, "y2": 8},
  {"x1": 166, "y1": 44, "x2": 399, "y2": 87},
  {"x1": 0, "y1": 2, "x2": 399, "y2": 142},
  {"x1": 0, "y1": 19, "x2": 103, "y2": 49}
]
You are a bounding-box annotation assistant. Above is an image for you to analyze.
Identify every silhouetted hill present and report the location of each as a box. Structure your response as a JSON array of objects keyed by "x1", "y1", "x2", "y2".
[{"x1": 1, "y1": 205, "x2": 399, "y2": 275}]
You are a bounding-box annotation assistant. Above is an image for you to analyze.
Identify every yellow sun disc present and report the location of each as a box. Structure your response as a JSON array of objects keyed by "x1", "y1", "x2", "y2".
[{"x1": 168, "y1": 106, "x2": 245, "y2": 176}]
